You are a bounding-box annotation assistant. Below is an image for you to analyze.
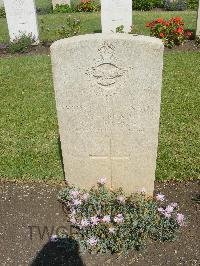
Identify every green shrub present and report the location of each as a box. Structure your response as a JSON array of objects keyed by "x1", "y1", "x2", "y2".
[
  {"x1": 132, "y1": 0, "x2": 164, "y2": 11},
  {"x1": 164, "y1": 0, "x2": 187, "y2": 11},
  {"x1": 146, "y1": 17, "x2": 193, "y2": 48},
  {"x1": 7, "y1": 33, "x2": 35, "y2": 54},
  {"x1": 187, "y1": 0, "x2": 199, "y2": 9},
  {"x1": 0, "y1": 7, "x2": 6, "y2": 18},
  {"x1": 53, "y1": 4, "x2": 73, "y2": 13},
  {"x1": 58, "y1": 178, "x2": 186, "y2": 254},
  {"x1": 35, "y1": 0, "x2": 53, "y2": 14},
  {"x1": 41, "y1": 15, "x2": 81, "y2": 41},
  {"x1": 76, "y1": 0, "x2": 100, "y2": 12}
]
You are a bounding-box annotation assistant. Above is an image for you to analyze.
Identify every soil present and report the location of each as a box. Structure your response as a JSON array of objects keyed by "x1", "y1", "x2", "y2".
[
  {"x1": 0, "y1": 180, "x2": 199, "y2": 266},
  {"x1": 0, "y1": 40, "x2": 200, "y2": 58}
]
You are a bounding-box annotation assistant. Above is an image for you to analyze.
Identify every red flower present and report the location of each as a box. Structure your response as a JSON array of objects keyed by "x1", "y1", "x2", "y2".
[
  {"x1": 157, "y1": 18, "x2": 164, "y2": 23},
  {"x1": 159, "y1": 33, "x2": 165, "y2": 38},
  {"x1": 184, "y1": 30, "x2": 193, "y2": 37},
  {"x1": 175, "y1": 17, "x2": 182, "y2": 22},
  {"x1": 165, "y1": 22, "x2": 170, "y2": 27},
  {"x1": 146, "y1": 22, "x2": 151, "y2": 27},
  {"x1": 177, "y1": 27, "x2": 183, "y2": 33}
]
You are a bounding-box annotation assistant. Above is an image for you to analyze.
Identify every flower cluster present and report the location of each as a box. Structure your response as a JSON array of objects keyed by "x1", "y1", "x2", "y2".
[
  {"x1": 146, "y1": 17, "x2": 193, "y2": 48},
  {"x1": 76, "y1": 0, "x2": 100, "y2": 12},
  {"x1": 58, "y1": 178, "x2": 186, "y2": 254}
]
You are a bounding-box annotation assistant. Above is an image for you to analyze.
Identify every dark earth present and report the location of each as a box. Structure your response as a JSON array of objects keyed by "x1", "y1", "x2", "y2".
[
  {"x1": 0, "y1": 180, "x2": 199, "y2": 266},
  {"x1": 0, "y1": 40, "x2": 200, "y2": 58}
]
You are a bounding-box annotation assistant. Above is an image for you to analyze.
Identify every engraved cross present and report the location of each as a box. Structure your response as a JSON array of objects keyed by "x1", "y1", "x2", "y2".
[{"x1": 89, "y1": 139, "x2": 130, "y2": 185}]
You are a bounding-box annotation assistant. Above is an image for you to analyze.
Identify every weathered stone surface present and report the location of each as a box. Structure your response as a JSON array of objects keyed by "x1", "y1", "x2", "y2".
[
  {"x1": 101, "y1": 0, "x2": 132, "y2": 33},
  {"x1": 196, "y1": 1, "x2": 200, "y2": 36},
  {"x1": 51, "y1": 34, "x2": 164, "y2": 195},
  {"x1": 52, "y1": 0, "x2": 70, "y2": 8},
  {"x1": 4, "y1": 0, "x2": 39, "y2": 42}
]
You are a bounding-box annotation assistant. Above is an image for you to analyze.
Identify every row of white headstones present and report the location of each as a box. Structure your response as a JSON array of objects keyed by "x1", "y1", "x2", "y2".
[
  {"x1": 3, "y1": 0, "x2": 200, "y2": 42},
  {"x1": 2, "y1": 0, "x2": 132, "y2": 42}
]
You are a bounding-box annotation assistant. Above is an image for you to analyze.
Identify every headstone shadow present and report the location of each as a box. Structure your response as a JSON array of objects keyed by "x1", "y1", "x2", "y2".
[{"x1": 31, "y1": 238, "x2": 84, "y2": 266}]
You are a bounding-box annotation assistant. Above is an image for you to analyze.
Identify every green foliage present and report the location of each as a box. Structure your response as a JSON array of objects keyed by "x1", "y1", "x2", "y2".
[
  {"x1": 164, "y1": 0, "x2": 187, "y2": 11},
  {"x1": 132, "y1": 0, "x2": 164, "y2": 11},
  {"x1": 53, "y1": 4, "x2": 73, "y2": 14},
  {"x1": 35, "y1": 0, "x2": 53, "y2": 14},
  {"x1": 116, "y1": 25, "x2": 125, "y2": 33},
  {"x1": 76, "y1": 0, "x2": 100, "y2": 12},
  {"x1": 187, "y1": 0, "x2": 199, "y2": 9},
  {"x1": 58, "y1": 181, "x2": 185, "y2": 254},
  {"x1": 7, "y1": 34, "x2": 35, "y2": 54},
  {"x1": 40, "y1": 15, "x2": 81, "y2": 41},
  {"x1": 0, "y1": 7, "x2": 6, "y2": 18}
]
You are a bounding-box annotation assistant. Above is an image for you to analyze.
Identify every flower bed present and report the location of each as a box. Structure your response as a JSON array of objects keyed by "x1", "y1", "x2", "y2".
[
  {"x1": 58, "y1": 178, "x2": 186, "y2": 254},
  {"x1": 146, "y1": 17, "x2": 193, "y2": 48}
]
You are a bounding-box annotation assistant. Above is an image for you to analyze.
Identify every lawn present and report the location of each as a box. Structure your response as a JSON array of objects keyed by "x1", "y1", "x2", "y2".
[
  {"x1": 0, "y1": 11, "x2": 197, "y2": 43},
  {"x1": 0, "y1": 52, "x2": 199, "y2": 181}
]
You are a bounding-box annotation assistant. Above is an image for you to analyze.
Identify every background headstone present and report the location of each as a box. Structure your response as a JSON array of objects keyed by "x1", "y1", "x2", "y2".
[
  {"x1": 196, "y1": 0, "x2": 200, "y2": 36},
  {"x1": 52, "y1": 0, "x2": 71, "y2": 9},
  {"x1": 4, "y1": 0, "x2": 39, "y2": 42},
  {"x1": 101, "y1": 0, "x2": 132, "y2": 33},
  {"x1": 51, "y1": 34, "x2": 164, "y2": 195}
]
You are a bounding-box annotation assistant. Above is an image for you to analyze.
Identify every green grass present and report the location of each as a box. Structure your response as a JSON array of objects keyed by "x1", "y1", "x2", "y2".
[
  {"x1": 0, "y1": 56, "x2": 63, "y2": 181},
  {"x1": 0, "y1": 11, "x2": 197, "y2": 42},
  {"x1": 0, "y1": 53, "x2": 199, "y2": 181}
]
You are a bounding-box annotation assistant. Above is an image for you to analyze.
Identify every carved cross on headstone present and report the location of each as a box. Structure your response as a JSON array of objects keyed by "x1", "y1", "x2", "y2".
[{"x1": 89, "y1": 139, "x2": 130, "y2": 186}]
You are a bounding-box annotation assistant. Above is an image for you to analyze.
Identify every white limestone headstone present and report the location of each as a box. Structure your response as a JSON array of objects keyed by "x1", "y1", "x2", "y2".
[
  {"x1": 4, "y1": 0, "x2": 39, "y2": 42},
  {"x1": 101, "y1": 0, "x2": 132, "y2": 33},
  {"x1": 51, "y1": 34, "x2": 164, "y2": 195},
  {"x1": 196, "y1": 0, "x2": 200, "y2": 36},
  {"x1": 52, "y1": 0, "x2": 71, "y2": 9}
]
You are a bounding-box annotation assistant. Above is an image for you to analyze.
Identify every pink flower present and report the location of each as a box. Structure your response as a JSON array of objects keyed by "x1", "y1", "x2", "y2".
[
  {"x1": 165, "y1": 205, "x2": 174, "y2": 214},
  {"x1": 69, "y1": 208, "x2": 76, "y2": 215},
  {"x1": 72, "y1": 199, "x2": 82, "y2": 206},
  {"x1": 87, "y1": 237, "x2": 98, "y2": 246},
  {"x1": 164, "y1": 212, "x2": 171, "y2": 218},
  {"x1": 114, "y1": 214, "x2": 124, "y2": 224},
  {"x1": 176, "y1": 213, "x2": 185, "y2": 226},
  {"x1": 50, "y1": 235, "x2": 58, "y2": 242},
  {"x1": 80, "y1": 219, "x2": 90, "y2": 228},
  {"x1": 102, "y1": 215, "x2": 111, "y2": 223},
  {"x1": 98, "y1": 177, "x2": 106, "y2": 185},
  {"x1": 109, "y1": 227, "x2": 115, "y2": 234},
  {"x1": 82, "y1": 193, "x2": 89, "y2": 201},
  {"x1": 157, "y1": 207, "x2": 164, "y2": 213},
  {"x1": 170, "y1": 202, "x2": 178, "y2": 208},
  {"x1": 69, "y1": 189, "x2": 79, "y2": 198},
  {"x1": 91, "y1": 216, "x2": 100, "y2": 225},
  {"x1": 69, "y1": 215, "x2": 77, "y2": 224},
  {"x1": 156, "y1": 193, "x2": 165, "y2": 201},
  {"x1": 117, "y1": 195, "x2": 125, "y2": 204}
]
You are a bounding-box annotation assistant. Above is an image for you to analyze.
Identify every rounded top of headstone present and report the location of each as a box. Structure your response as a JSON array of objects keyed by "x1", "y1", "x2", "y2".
[{"x1": 50, "y1": 34, "x2": 164, "y2": 52}]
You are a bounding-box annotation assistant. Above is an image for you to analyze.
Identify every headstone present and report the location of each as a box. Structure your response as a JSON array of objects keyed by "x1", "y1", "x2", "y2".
[
  {"x1": 196, "y1": 0, "x2": 200, "y2": 36},
  {"x1": 101, "y1": 0, "x2": 132, "y2": 33},
  {"x1": 51, "y1": 34, "x2": 164, "y2": 195},
  {"x1": 3, "y1": 0, "x2": 39, "y2": 42},
  {"x1": 52, "y1": 0, "x2": 71, "y2": 9}
]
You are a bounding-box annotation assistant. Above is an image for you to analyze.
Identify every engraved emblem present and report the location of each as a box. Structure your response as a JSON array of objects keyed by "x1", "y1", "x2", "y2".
[
  {"x1": 87, "y1": 42, "x2": 126, "y2": 87},
  {"x1": 92, "y1": 63, "x2": 124, "y2": 86}
]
